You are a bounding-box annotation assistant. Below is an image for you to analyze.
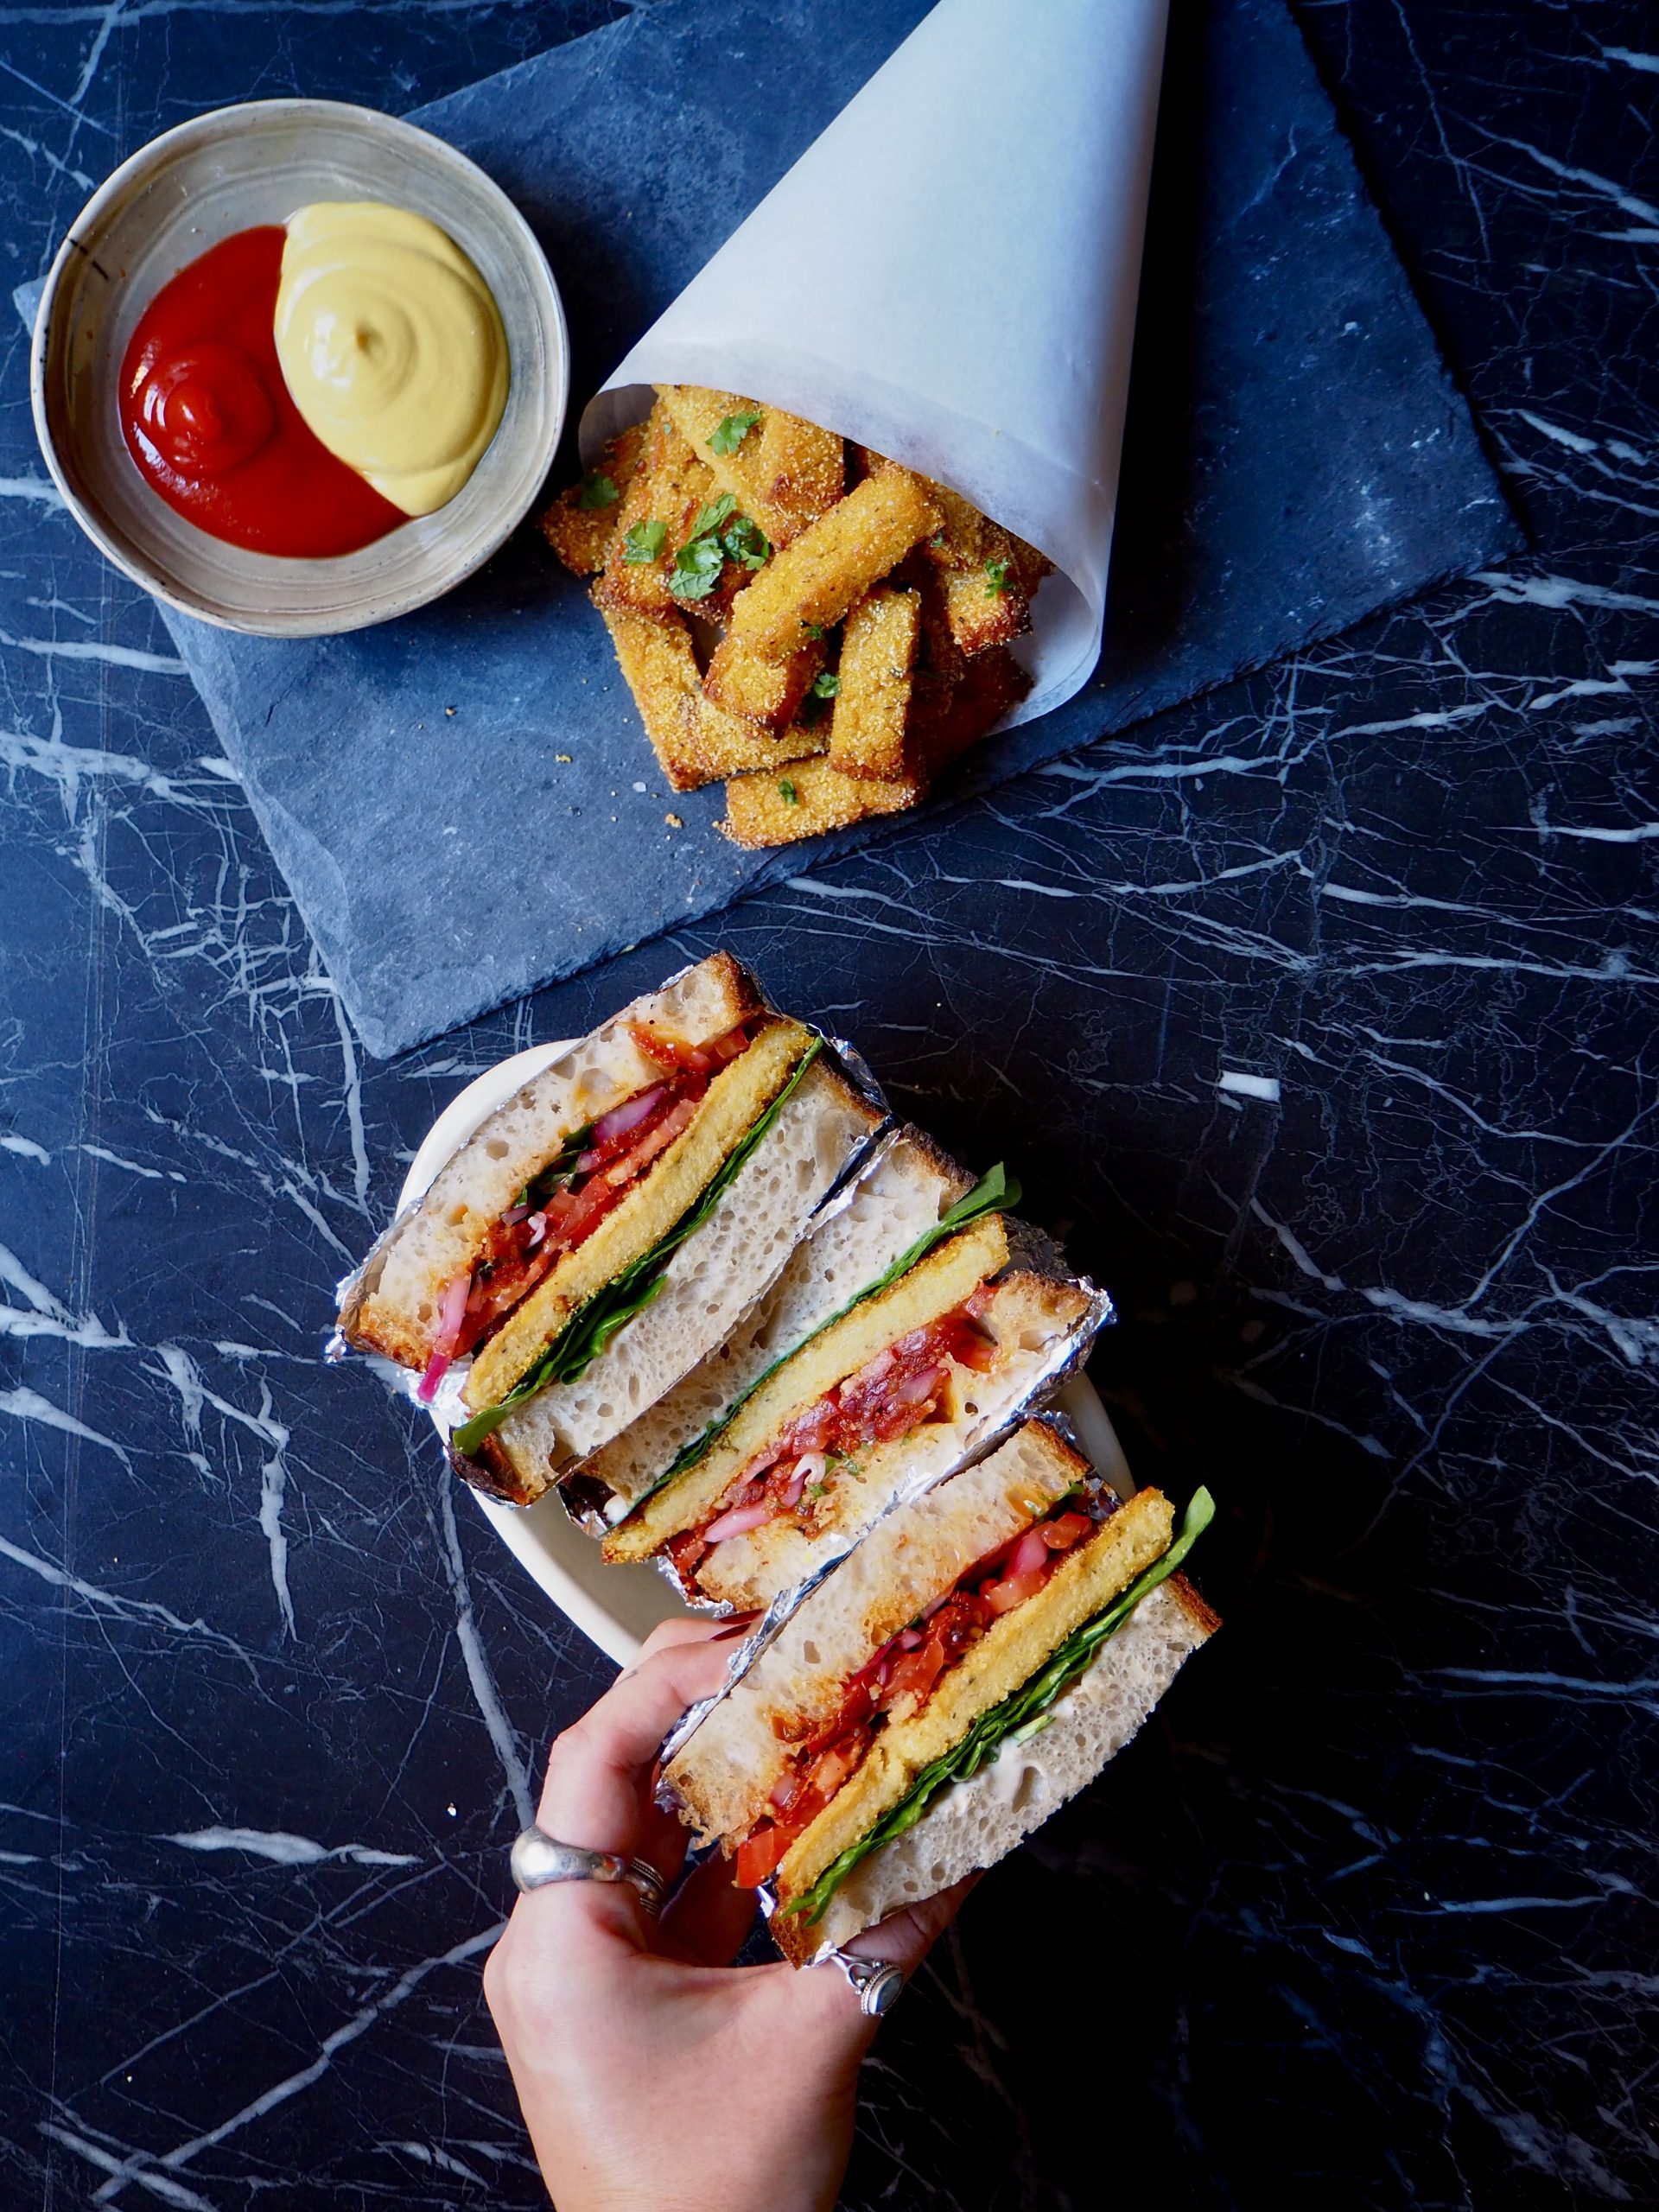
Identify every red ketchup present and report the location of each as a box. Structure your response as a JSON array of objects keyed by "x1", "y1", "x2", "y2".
[{"x1": 118, "y1": 226, "x2": 404, "y2": 558}]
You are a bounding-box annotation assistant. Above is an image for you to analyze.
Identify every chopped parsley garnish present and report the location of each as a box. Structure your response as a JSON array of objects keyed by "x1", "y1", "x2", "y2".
[
  {"x1": 578, "y1": 471, "x2": 619, "y2": 511},
  {"x1": 623, "y1": 518, "x2": 667, "y2": 563},
  {"x1": 810, "y1": 671, "x2": 840, "y2": 699},
  {"x1": 984, "y1": 556, "x2": 1011, "y2": 596},
  {"x1": 669, "y1": 495, "x2": 772, "y2": 601},
  {"x1": 798, "y1": 669, "x2": 842, "y2": 728},
  {"x1": 804, "y1": 623, "x2": 825, "y2": 641},
  {"x1": 778, "y1": 779, "x2": 799, "y2": 805},
  {"x1": 722, "y1": 514, "x2": 771, "y2": 571},
  {"x1": 709, "y1": 410, "x2": 762, "y2": 454}
]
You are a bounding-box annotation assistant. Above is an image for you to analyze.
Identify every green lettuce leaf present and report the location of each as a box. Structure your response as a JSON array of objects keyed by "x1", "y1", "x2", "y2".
[
  {"x1": 640, "y1": 1160, "x2": 1022, "y2": 1502},
  {"x1": 451, "y1": 1041, "x2": 824, "y2": 1457},
  {"x1": 782, "y1": 1485, "x2": 1216, "y2": 1926}
]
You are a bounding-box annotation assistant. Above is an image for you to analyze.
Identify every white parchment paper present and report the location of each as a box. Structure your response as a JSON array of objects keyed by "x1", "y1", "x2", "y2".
[{"x1": 582, "y1": 0, "x2": 1169, "y2": 723}]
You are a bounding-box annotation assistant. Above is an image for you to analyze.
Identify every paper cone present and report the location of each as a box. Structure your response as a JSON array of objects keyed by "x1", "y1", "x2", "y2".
[{"x1": 582, "y1": 0, "x2": 1167, "y2": 722}]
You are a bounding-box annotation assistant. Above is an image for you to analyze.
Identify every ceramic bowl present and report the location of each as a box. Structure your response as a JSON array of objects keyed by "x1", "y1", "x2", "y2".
[
  {"x1": 30, "y1": 99, "x2": 568, "y2": 638},
  {"x1": 396, "y1": 1042, "x2": 1136, "y2": 1667}
]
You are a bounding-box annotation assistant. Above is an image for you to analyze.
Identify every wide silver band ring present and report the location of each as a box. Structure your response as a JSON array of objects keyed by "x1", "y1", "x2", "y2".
[
  {"x1": 510, "y1": 1826, "x2": 666, "y2": 1918},
  {"x1": 835, "y1": 1951, "x2": 906, "y2": 2019}
]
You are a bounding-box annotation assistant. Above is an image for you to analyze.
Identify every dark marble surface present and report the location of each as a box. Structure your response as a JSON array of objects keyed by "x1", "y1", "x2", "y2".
[
  {"x1": 162, "y1": 0, "x2": 1513, "y2": 1058},
  {"x1": 3, "y1": 3, "x2": 1657, "y2": 2209}
]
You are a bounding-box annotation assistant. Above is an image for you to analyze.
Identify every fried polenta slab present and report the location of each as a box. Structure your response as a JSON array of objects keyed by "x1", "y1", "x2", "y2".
[
  {"x1": 659, "y1": 385, "x2": 843, "y2": 548},
  {"x1": 829, "y1": 586, "x2": 918, "y2": 782},
  {"x1": 912, "y1": 644, "x2": 1032, "y2": 776},
  {"x1": 537, "y1": 419, "x2": 648, "y2": 576},
  {"x1": 592, "y1": 595, "x2": 709, "y2": 792},
  {"x1": 595, "y1": 404, "x2": 715, "y2": 617},
  {"x1": 703, "y1": 632, "x2": 825, "y2": 731},
  {"x1": 721, "y1": 753, "x2": 925, "y2": 849},
  {"x1": 728, "y1": 470, "x2": 940, "y2": 662},
  {"x1": 693, "y1": 696, "x2": 830, "y2": 780},
  {"x1": 920, "y1": 484, "x2": 1050, "y2": 656}
]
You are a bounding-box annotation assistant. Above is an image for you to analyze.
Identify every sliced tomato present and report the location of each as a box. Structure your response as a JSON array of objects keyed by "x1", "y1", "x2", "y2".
[
  {"x1": 883, "y1": 1636, "x2": 946, "y2": 1711},
  {"x1": 734, "y1": 1822, "x2": 790, "y2": 1888},
  {"x1": 1042, "y1": 1510, "x2": 1093, "y2": 1550},
  {"x1": 985, "y1": 1567, "x2": 1048, "y2": 1615}
]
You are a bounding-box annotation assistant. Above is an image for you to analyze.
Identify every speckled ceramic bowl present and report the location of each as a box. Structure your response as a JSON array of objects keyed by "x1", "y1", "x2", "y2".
[{"x1": 30, "y1": 99, "x2": 568, "y2": 638}]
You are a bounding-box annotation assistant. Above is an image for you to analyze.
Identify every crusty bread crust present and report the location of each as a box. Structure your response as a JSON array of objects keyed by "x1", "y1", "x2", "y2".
[
  {"x1": 772, "y1": 1487, "x2": 1175, "y2": 1907},
  {"x1": 455, "y1": 1061, "x2": 881, "y2": 1505},
  {"x1": 337, "y1": 954, "x2": 761, "y2": 1370},
  {"x1": 601, "y1": 1212, "x2": 1011, "y2": 1563},
  {"x1": 772, "y1": 1567, "x2": 1216, "y2": 1963},
  {"x1": 572, "y1": 1128, "x2": 973, "y2": 1511},
  {"x1": 666, "y1": 1421, "x2": 1090, "y2": 1846},
  {"x1": 692, "y1": 1268, "x2": 1095, "y2": 1611},
  {"x1": 462, "y1": 1016, "x2": 815, "y2": 1412}
]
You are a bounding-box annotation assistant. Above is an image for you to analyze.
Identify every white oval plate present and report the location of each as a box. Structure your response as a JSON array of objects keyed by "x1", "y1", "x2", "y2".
[{"x1": 403, "y1": 1044, "x2": 1132, "y2": 1665}]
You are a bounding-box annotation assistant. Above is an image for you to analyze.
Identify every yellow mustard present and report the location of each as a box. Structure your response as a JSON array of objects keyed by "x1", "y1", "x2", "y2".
[{"x1": 274, "y1": 202, "x2": 509, "y2": 517}]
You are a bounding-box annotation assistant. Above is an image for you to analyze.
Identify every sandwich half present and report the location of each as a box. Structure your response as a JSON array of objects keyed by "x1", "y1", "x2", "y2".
[
  {"x1": 601, "y1": 1211, "x2": 1103, "y2": 1610},
  {"x1": 335, "y1": 953, "x2": 880, "y2": 1505},
  {"x1": 566, "y1": 1127, "x2": 977, "y2": 1523},
  {"x1": 661, "y1": 1421, "x2": 1215, "y2": 1964}
]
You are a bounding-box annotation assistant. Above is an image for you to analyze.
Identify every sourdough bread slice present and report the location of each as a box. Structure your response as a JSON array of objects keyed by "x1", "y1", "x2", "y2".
[
  {"x1": 774, "y1": 1486, "x2": 1176, "y2": 1904},
  {"x1": 666, "y1": 1421, "x2": 1091, "y2": 1847},
  {"x1": 601, "y1": 1212, "x2": 1011, "y2": 1565},
  {"x1": 463, "y1": 1061, "x2": 881, "y2": 1503},
  {"x1": 575, "y1": 1128, "x2": 972, "y2": 1513},
  {"x1": 692, "y1": 1270, "x2": 1096, "y2": 1611},
  {"x1": 774, "y1": 1572, "x2": 1217, "y2": 1963},
  {"x1": 463, "y1": 1015, "x2": 815, "y2": 1412},
  {"x1": 338, "y1": 953, "x2": 760, "y2": 1370}
]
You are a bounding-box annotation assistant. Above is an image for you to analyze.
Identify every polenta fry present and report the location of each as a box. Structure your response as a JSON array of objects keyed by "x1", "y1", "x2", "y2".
[
  {"x1": 704, "y1": 631, "x2": 825, "y2": 731},
  {"x1": 595, "y1": 404, "x2": 715, "y2": 617},
  {"x1": 727, "y1": 469, "x2": 940, "y2": 662},
  {"x1": 721, "y1": 753, "x2": 925, "y2": 849},
  {"x1": 538, "y1": 418, "x2": 648, "y2": 576},
  {"x1": 659, "y1": 385, "x2": 843, "y2": 548},
  {"x1": 829, "y1": 586, "x2": 918, "y2": 782},
  {"x1": 592, "y1": 594, "x2": 709, "y2": 793}
]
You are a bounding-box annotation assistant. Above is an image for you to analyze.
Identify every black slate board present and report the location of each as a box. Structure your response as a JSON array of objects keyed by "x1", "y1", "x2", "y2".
[{"x1": 159, "y1": 0, "x2": 1519, "y2": 1058}]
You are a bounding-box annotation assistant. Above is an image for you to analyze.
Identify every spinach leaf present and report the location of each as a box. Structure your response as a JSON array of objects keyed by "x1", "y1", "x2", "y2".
[
  {"x1": 784, "y1": 1485, "x2": 1216, "y2": 1925},
  {"x1": 452, "y1": 1042, "x2": 824, "y2": 1456}
]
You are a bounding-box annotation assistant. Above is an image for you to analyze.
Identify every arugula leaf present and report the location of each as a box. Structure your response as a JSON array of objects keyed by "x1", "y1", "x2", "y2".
[
  {"x1": 984, "y1": 556, "x2": 1011, "y2": 597},
  {"x1": 514, "y1": 1122, "x2": 595, "y2": 1211},
  {"x1": 642, "y1": 1161, "x2": 1021, "y2": 1497},
  {"x1": 623, "y1": 518, "x2": 667, "y2": 563},
  {"x1": 709, "y1": 410, "x2": 762, "y2": 454},
  {"x1": 451, "y1": 1042, "x2": 825, "y2": 1456},
  {"x1": 578, "y1": 471, "x2": 619, "y2": 511},
  {"x1": 779, "y1": 779, "x2": 799, "y2": 805},
  {"x1": 784, "y1": 1486, "x2": 1217, "y2": 1924}
]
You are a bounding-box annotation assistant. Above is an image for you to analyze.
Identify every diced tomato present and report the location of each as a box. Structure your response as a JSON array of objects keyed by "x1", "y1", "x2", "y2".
[
  {"x1": 884, "y1": 1636, "x2": 947, "y2": 1710},
  {"x1": 1042, "y1": 1510, "x2": 1093, "y2": 1550},
  {"x1": 666, "y1": 1528, "x2": 710, "y2": 1588},
  {"x1": 986, "y1": 1567, "x2": 1048, "y2": 1614},
  {"x1": 734, "y1": 1823, "x2": 791, "y2": 1888},
  {"x1": 632, "y1": 1019, "x2": 751, "y2": 1075}
]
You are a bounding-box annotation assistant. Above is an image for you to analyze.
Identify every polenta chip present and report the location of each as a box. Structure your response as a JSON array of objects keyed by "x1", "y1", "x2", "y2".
[
  {"x1": 538, "y1": 418, "x2": 648, "y2": 575},
  {"x1": 829, "y1": 586, "x2": 918, "y2": 782},
  {"x1": 721, "y1": 753, "x2": 925, "y2": 849},
  {"x1": 728, "y1": 470, "x2": 940, "y2": 662},
  {"x1": 704, "y1": 632, "x2": 825, "y2": 731},
  {"x1": 660, "y1": 385, "x2": 844, "y2": 547}
]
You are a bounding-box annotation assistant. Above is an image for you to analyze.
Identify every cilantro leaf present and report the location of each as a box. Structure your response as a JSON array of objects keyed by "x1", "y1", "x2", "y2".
[
  {"x1": 668, "y1": 533, "x2": 728, "y2": 601},
  {"x1": 984, "y1": 556, "x2": 1011, "y2": 597},
  {"x1": 778, "y1": 779, "x2": 799, "y2": 805},
  {"x1": 721, "y1": 514, "x2": 771, "y2": 571},
  {"x1": 783, "y1": 1486, "x2": 1217, "y2": 1925},
  {"x1": 690, "y1": 493, "x2": 736, "y2": 538},
  {"x1": 709, "y1": 410, "x2": 762, "y2": 455},
  {"x1": 578, "y1": 471, "x2": 619, "y2": 511},
  {"x1": 451, "y1": 1043, "x2": 824, "y2": 1457},
  {"x1": 810, "y1": 671, "x2": 840, "y2": 699},
  {"x1": 623, "y1": 518, "x2": 667, "y2": 564}
]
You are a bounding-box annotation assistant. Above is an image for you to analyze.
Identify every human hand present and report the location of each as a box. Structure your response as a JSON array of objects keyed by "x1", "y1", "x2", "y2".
[{"x1": 484, "y1": 1617, "x2": 974, "y2": 2212}]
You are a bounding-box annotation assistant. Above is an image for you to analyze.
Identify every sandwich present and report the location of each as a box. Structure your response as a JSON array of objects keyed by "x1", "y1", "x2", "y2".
[
  {"x1": 660, "y1": 1420, "x2": 1216, "y2": 1963},
  {"x1": 564, "y1": 1125, "x2": 980, "y2": 1523},
  {"x1": 601, "y1": 1208, "x2": 1106, "y2": 1610},
  {"x1": 335, "y1": 954, "x2": 881, "y2": 1505}
]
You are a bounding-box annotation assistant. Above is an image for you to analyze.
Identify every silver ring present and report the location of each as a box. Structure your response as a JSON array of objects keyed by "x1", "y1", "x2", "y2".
[
  {"x1": 836, "y1": 1952, "x2": 906, "y2": 2018},
  {"x1": 510, "y1": 1826, "x2": 666, "y2": 1918}
]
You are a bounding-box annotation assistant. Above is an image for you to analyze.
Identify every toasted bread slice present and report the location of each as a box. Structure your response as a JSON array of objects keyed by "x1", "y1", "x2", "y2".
[
  {"x1": 573, "y1": 1128, "x2": 973, "y2": 1514},
  {"x1": 667, "y1": 1421, "x2": 1090, "y2": 1847},
  {"x1": 704, "y1": 632, "x2": 826, "y2": 732},
  {"x1": 777, "y1": 1568, "x2": 1217, "y2": 1962},
  {"x1": 774, "y1": 1487, "x2": 1176, "y2": 1904},
  {"x1": 461, "y1": 1058, "x2": 881, "y2": 1503},
  {"x1": 462, "y1": 1016, "x2": 817, "y2": 1414},
  {"x1": 829, "y1": 586, "x2": 918, "y2": 782},
  {"x1": 602, "y1": 1212, "x2": 1010, "y2": 1564},
  {"x1": 727, "y1": 470, "x2": 941, "y2": 662},
  {"x1": 337, "y1": 954, "x2": 761, "y2": 1370},
  {"x1": 693, "y1": 1268, "x2": 1095, "y2": 1611},
  {"x1": 721, "y1": 753, "x2": 925, "y2": 849},
  {"x1": 658, "y1": 385, "x2": 843, "y2": 549},
  {"x1": 537, "y1": 419, "x2": 649, "y2": 576}
]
